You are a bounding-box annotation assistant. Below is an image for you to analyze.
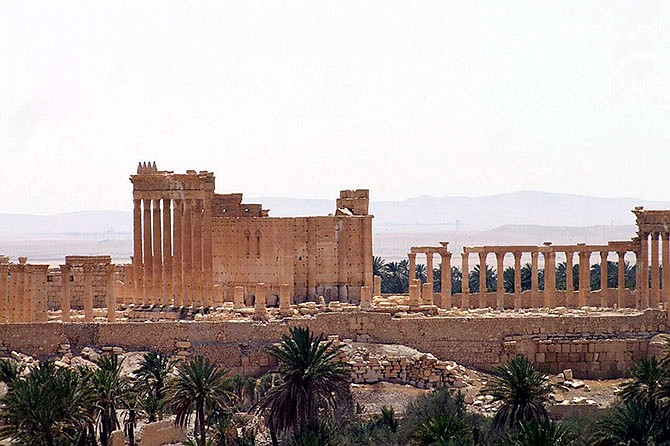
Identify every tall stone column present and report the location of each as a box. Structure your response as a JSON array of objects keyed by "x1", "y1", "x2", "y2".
[
  {"x1": 182, "y1": 199, "x2": 193, "y2": 307},
  {"x1": 32, "y1": 265, "x2": 48, "y2": 323},
  {"x1": 651, "y1": 232, "x2": 660, "y2": 307},
  {"x1": 479, "y1": 251, "x2": 487, "y2": 308},
  {"x1": 544, "y1": 250, "x2": 556, "y2": 308},
  {"x1": 578, "y1": 251, "x2": 591, "y2": 307},
  {"x1": 60, "y1": 264, "x2": 71, "y2": 322},
  {"x1": 133, "y1": 199, "x2": 143, "y2": 306},
  {"x1": 530, "y1": 251, "x2": 539, "y2": 307},
  {"x1": 461, "y1": 253, "x2": 469, "y2": 309},
  {"x1": 192, "y1": 199, "x2": 204, "y2": 307},
  {"x1": 162, "y1": 198, "x2": 173, "y2": 306},
  {"x1": 0, "y1": 260, "x2": 7, "y2": 323},
  {"x1": 202, "y1": 200, "x2": 213, "y2": 307},
  {"x1": 600, "y1": 251, "x2": 609, "y2": 308},
  {"x1": 617, "y1": 251, "x2": 626, "y2": 308},
  {"x1": 15, "y1": 264, "x2": 26, "y2": 322},
  {"x1": 408, "y1": 253, "x2": 416, "y2": 283},
  {"x1": 9, "y1": 264, "x2": 24, "y2": 322},
  {"x1": 362, "y1": 216, "x2": 374, "y2": 288},
  {"x1": 106, "y1": 264, "x2": 116, "y2": 322},
  {"x1": 337, "y1": 219, "x2": 349, "y2": 302},
  {"x1": 426, "y1": 252, "x2": 434, "y2": 287},
  {"x1": 306, "y1": 218, "x2": 317, "y2": 299},
  {"x1": 663, "y1": 233, "x2": 670, "y2": 305},
  {"x1": 495, "y1": 252, "x2": 505, "y2": 310},
  {"x1": 121, "y1": 266, "x2": 132, "y2": 307},
  {"x1": 173, "y1": 199, "x2": 183, "y2": 307},
  {"x1": 24, "y1": 266, "x2": 34, "y2": 322},
  {"x1": 83, "y1": 263, "x2": 94, "y2": 322},
  {"x1": 7, "y1": 265, "x2": 16, "y2": 323},
  {"x1": 152, "y1": 198, "x2": 163, "y2": 306},
  {"x1": 440, "y1": 251, "x2": 451, "y2": 308},
  {"x1": 635, "y1": 250, "x2": 642, "y2": 309},
  {"x1": 142, "y1": 199, "x2": 153, "y2": 306},
  {"x1": 513, "y1": 251, "x2": 522, "y2": 310},
  {"x1": 640, "y1": 233, "x2": 650, "y2": 308}
]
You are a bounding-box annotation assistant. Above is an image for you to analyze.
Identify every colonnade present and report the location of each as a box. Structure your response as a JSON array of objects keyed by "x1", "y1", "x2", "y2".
[
  {"x1": 408, "y1": 242, "x2": 452, "y2": 307},
  {"x1": 406, "y1": 240, "x2": 656, "y2": 310},
  {"x1": 636, "y1": 231, "x2": 670, "y2": 309},
  {"x1": 0, "y1": 257, "x2": 49, "y2": 323},
  {"x1": 132, "y1": 196, "x2": 214, "y2": 308}
]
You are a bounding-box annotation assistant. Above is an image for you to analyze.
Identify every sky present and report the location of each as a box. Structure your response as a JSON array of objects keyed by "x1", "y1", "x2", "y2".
[{"x1": 2, "y1": 1, "x2": 670, "y2": 214}]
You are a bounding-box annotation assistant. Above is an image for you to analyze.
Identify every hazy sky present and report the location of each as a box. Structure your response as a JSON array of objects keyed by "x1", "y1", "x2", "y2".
[{"x1": 2, "y1": 1, "x2": 669, "y2": 214}]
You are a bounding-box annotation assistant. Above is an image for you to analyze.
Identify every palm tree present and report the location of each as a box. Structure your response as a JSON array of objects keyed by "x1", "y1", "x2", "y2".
[
  {"x1": 169, "y1": 356, "x2": 233, "y2": 446},
  {"x1": 619, "y1": 356, "x2": 665, "y2": 411},
  {"x1": 0, "y1": 357, "x2": 23, "y2": 384},
  {"x1": 503, "y1": 266, "x2": 515, "y2": 293},
  {"x1": 415, "y1": 263, "x2": 427, "y2": 283},
  {"x1": 121, "y1": 384, "x2": 144, "y2": 446},
  {"x1": 372, "y1": 256, "x2": 386, "y2": 278},
  {"x1": 383, "y1": 261, "x2": 409, "y2": 293},
  {"x1": 433, "y1": 267, "x2": 442, "y2": 293},
  {"x1": 482, "y1": 355, "x2": 551, "y2": 431},
  {"x1": 503, "y1": 419, "x2": 576, "y2": 446},
  {"x1": 413, "y1": 413, "x2": 473, "y2": 445},
  {"x1": 256, "y1": 326, "x2": 350, "y2": 443},
  {"x1": 92, "y1": 353, "x2": 129, "y2": 446},
  {"x1": 135, "y1": 351, "x2": 174, "y2": 421},
  {"x1": 592, "y1": 400, "x2": 666, "y2": 446},
  {"x1": 450, "y1": 266, "x2": 462, "y2": 295},
  {"x1": 0, "y1": 361, "x2": 95, "y2": 445},
  {"x1": 624, "y1": 261, "x2": 637, "y2": 289},
  {"x1": 468, "y1": 265, "x2": 496, "y2": 293}
]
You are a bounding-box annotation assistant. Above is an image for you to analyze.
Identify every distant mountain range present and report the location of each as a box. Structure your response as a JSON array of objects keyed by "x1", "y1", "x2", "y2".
[{"x1": 1, "y1": 191, "x2": 665, "y2": 235}]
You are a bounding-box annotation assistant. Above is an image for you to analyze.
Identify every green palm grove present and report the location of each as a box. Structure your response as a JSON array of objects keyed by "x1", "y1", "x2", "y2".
[
  {"x1": 374, "y1": 256, "x2": 639, "y2": 295},
  {"x1": 1, "y1": 329, "x2": 668, "y2": 445}
]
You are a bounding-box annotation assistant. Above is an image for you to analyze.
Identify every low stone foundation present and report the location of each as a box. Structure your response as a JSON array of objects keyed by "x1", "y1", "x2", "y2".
[{"x1": 0, "y1": 309, "x2": 666, "y2": 379}]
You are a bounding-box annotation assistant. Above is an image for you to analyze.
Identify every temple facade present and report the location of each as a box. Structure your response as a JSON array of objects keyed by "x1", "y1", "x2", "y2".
[{"x1": 129, "y1": 162, "x2": 374, "y2": 306}]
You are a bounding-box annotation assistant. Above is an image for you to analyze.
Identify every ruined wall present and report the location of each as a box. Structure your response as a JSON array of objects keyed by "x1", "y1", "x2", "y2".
[
  {"x1": 212, "y1": 215, "x2": 372, "y2": 303},
  {"x1": 46, "y1": 265, "x2": 126, "y2": 310},
  {"x1": 1, "y1": 310, "x2": 665, "y2": 379}
]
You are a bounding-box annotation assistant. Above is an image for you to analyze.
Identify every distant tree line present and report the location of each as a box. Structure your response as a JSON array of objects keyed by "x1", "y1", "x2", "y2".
[{"x1": 373, "y1": 256, "x2": 641, "y2": 295}]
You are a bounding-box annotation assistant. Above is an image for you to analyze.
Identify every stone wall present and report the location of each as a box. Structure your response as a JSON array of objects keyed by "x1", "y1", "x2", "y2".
[
  {"x1": 0, "y1": 310, "x2": 666, "y2": 379},
  {"x1": 212, "y1": 215, "x2": 372, "y2": 304}
]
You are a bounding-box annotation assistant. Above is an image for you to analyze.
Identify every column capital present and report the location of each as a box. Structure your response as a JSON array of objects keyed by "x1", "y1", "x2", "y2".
[{"x1": 478, "y1": 251, "x2": 487, "y2": 261}]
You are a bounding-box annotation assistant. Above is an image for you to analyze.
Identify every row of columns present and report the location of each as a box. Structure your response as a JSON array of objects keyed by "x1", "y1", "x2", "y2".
[
  {"x1": 638, "y1": 232, "x2": 670, "y2": 308},
  {"x1": 133, "y1": 197, "x2": 214, "y2": 309},
  {"x1": 0, "y1": 258, "x2": 49, "y2": 323},
  {"x1": 59, "y1": 262, "x2": 118, "y2": 323},
  {"x1": 407, "y1": 246, "x2": 646, "y2": 309},
  {"x1": 407, "y1": 245, "x2": 452, "y2": 307}
]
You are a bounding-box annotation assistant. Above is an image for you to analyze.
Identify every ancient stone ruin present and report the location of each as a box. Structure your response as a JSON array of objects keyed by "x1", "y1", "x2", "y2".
[{"x1": 1, "y1": 162, "x2": 670, "y2": 380}]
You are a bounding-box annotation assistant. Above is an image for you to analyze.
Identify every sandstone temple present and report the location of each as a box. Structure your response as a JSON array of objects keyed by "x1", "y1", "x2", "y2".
[{"x1": 1, "y1": 162, "x2": 670, "y2": 380}]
